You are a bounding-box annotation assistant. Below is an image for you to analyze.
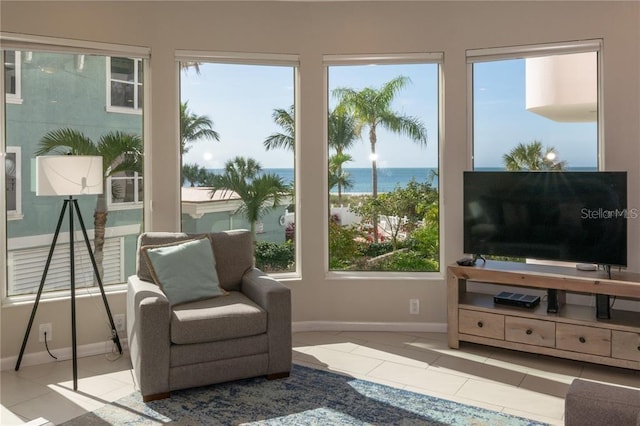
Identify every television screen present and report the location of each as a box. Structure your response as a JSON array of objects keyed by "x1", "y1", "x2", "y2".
[{"x1": 463, "y1": 171, "x2": 627, "y2": 266}]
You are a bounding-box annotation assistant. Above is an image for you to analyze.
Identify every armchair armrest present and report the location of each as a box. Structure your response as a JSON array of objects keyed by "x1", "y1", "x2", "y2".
[
  {"x1": 127, "y1": 275, "x2": 171, "y2": 400},
  {"x1": 242, "y1": 268, "x2": 292, "y2": 375}
]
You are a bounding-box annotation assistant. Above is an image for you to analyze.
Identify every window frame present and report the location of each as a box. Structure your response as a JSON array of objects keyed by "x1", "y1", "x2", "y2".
[
  {"x1": 1, "y1": 32, "x2": 149, "y2": 303},
  {"x1": 466, "y1": 39, "x2": 603, "y2": 171},
  {"x1": 466, "y1": 40, "x2": 603, "y2": 268},
  {"x1": 322, "y1": 52, "x2": 444, "y2": 279},
  {"x1": 106, "y1": 56, "x2": 143, "y2": 114},
  {"x1": 176, "y1": 50, "x2": 301, "y2": 279}
]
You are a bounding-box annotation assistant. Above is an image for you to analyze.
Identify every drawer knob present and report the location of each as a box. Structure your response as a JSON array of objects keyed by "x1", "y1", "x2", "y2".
[
  {"x1": 579, "y1": 337, "x2": 586, "y2": 343},
  {"x1": 526, "y1": 329, "x2": 533, "y2": 335},
  {"x1": 477, "y1": 321, "x2": 484, "y2": 328}
]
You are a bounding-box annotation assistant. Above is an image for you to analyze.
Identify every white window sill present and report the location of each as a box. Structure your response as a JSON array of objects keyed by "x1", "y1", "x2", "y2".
[
  {"x1": 7, "y1": 213, "x2": 24, "y2": 221},
  {"x1": 106, "y1": 106, "x2": 142, "y2": 115},
  {"x1": 5, "y1": 97, "x2": 23, "y2": 105}
]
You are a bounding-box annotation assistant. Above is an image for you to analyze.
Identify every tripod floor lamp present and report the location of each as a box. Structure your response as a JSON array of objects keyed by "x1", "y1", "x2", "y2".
[{"x1": 15, "y1": 155, "x2": 122, "y2": 391}]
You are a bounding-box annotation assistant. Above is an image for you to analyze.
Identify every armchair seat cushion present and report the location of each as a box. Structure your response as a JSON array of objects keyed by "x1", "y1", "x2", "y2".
[
  {"x1": 170, "y1": 291, "x2": 267, "y2": 345},
  {"x1": 170, "y1": 334, "x2": 269, "y2": 367}
]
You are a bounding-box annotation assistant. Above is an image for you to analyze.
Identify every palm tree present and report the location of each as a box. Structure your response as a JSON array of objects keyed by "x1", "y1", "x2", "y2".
[
  {"x1": 180, "y1": 101, "x2": 220, "y2": 155},
  {"x1": 182, "y1": 163, "x2": 207, "y2": 187},
  {"x1": 328, "y1": 153, "x2": 354, "y2": 206},
  {"x1": 328, "y1": 105, "x2": 360, "y2": 203},
  {"x1": 503, "y1": 141, "x2": 567, "y2": 171},
  {"x1": 263, "y1": 105, "x2": 295, "y2": 152},
  {"x1": 205, "y1": 156, "x2": 289, "y2": 243},
  {"x1": 36, "y1": 128, "x2": 143, "y2": 279},
  {"x1": 333, "y1": 76, "x2": 428, "y2": 242}
]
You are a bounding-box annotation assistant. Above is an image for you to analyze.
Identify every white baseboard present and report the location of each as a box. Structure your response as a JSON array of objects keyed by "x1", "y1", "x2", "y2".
[
  {"x1": 292, "y1": 321, "x2": 447, "y2": 334},
  {"x1": 3, "y1": 323, "x2": 447, "y2": 370},
  {"x1": 1, "y1": 338, "x2": 128, "y2": 371}
]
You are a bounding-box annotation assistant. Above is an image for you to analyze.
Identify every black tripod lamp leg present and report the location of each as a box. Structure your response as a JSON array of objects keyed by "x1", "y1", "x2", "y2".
[
  {"x1": 68, "y1": 198, "x2": 79, "y2": 391},
  {"x1": 15, "y1": 200, "x2": 69, "y2": 371},
  {"x1": 72, "y1": 200, "x2": 122, "y2": 355}
]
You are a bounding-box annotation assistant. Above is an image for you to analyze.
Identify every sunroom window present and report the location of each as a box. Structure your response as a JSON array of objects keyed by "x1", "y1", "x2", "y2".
[
  {"x1": 467, "y1": 40, "x2": 601, "y2": 266},
  {"x1": 469, "y1": 40, "x2": 600, "y2": 172},
  {"x1": 324, "y1": 54, "x2": 442, "y2": 273},
  {"x1": 2, "y1": 37, "x2": 147, "y2": 300},
  {"x1": 178, "y1": 52, "x2": 299, "y2": 276}
]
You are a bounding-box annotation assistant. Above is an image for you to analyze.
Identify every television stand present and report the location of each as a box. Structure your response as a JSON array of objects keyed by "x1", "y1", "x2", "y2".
[{"x1": 448, "y1": 261, "x2": 640, "y2": 370}]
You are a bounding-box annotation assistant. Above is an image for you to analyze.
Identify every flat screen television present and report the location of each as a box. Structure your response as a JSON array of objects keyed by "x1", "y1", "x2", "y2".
[{"x1": 463, "y1": 171, "x2": 628, "y2": 267}]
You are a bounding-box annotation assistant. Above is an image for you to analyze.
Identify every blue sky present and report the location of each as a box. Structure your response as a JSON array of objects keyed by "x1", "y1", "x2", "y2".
[
  {"x1": 180, "y1": 59, "x2": 597, "y2": 170},
  {"x1": 473, "y1": 59, "x2": 597, "y2": 168}
]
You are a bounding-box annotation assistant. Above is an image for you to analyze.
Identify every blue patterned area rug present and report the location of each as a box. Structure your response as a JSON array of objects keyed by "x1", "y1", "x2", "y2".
[{"x1": 63, "y1": 364, "x2": 547, "y2": 425}]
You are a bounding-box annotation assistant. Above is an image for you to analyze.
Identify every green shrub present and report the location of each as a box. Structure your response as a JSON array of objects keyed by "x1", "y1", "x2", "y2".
[
  {"x1": 372, "y1": 250, "x2": 439, "y2": 272},
  {"x1": 329, "y1": 221, "x2": 362, "y2": 269},
  {"x1": 255, "y1": 241, "x2": 294, "y2": 272},
  {"x1": 360, "y1": 241, "x2": 394, "y2": 258},
  {"x1": 406, "y1": 225, "x2": 439, "y2": 258}
]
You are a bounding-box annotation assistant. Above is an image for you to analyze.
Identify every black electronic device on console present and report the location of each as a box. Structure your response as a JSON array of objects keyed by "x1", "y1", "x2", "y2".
[
  {"x1": 456, "y1": 257, "x2": 476, "y2": 266},
  {"x1": 595, "y1": 294, "x2": 611, "y2": 319},
  {"x1": 494, "y1": 292, "x2": 541, "y2": 309},
  {"x1": 547, "y1": 289, "x2": 566, "y2": 313},
  {"x1": 456, "y1": 254, "x2": 486, "y2": 267}
]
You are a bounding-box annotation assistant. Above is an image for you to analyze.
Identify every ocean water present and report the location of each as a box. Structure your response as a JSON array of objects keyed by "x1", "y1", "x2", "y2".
[
  {"x1": 200, "y1": 166, "x2": 596, "y2": 193},
  {"x1": 283, "y1": 167, "x2": 437, "y2": 193},
  {"x1": 203, "y1": 167, "x2": 439, "y2": 193}
]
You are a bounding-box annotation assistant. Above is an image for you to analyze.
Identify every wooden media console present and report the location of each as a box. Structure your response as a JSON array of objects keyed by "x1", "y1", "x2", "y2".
[{"x1": 448, "y1": 261, "x2": 640, "y2": 370}]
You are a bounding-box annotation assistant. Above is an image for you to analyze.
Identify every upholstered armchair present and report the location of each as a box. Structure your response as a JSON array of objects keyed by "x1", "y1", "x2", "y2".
[{"x1": 126, "y1": 230, "x2": 292, "y2": 401}]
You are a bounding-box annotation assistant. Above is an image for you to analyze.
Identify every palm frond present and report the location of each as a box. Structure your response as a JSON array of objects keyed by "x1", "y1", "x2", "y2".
[
  {"x1": 97, "y1": 131, "x2": 143, "y2": 177},
  {"x1": 264, "y1": 133, "x2": 294, "y2": 151},
  {"x1": 36, "y1": 128, "x2": 97, "y2": 156},
  {"x1": 180, "y1": 101, "x2": 220, "y2": 154},
  {"x1": 207, "y1": 157, "x2": 289, "y2": 236},
  {"x1": 264, "y1": 106, "x2": 295, "y2": 151}
]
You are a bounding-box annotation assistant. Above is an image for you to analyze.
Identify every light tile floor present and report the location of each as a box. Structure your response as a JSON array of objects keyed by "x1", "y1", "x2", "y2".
[{"x1": 2, "y1": 331, "x2": 639, "y2": 425}]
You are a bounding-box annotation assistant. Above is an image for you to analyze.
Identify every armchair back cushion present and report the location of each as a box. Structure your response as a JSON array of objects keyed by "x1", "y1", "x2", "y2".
[
  {"x1": 137, "y1": 229, "x2": 254, "y2": 292},
  {"x1": 141, "y1": 236, "x2": 226, "y2": 306}
]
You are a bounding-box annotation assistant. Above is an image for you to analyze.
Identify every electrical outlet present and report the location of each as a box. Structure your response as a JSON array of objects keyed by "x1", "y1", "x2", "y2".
[
  {"x1": 39, "y1": 323, "x2": 53, "y2": 342},
  {"x1": 113, "y1": 314, "x2": 126, "y2": 333},
  {"x1": 409, "y1": 299, "x2": 420, "y2": 315}
]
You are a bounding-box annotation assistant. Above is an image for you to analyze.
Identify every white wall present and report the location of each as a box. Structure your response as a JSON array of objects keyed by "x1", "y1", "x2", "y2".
[{"x1": 1, "y1": 1, "x2": 639, "y2": 362}]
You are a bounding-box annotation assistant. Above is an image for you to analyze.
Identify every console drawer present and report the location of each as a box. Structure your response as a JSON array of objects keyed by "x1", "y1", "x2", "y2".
[
  {"x1": 459, "y1": 309, "x2": 504, "y2": 340},
  {"x1": 612, "y1": 330, "x2": 640, "y2": 362},
  {"x1": 505, "y1": 316, "x2": 555, "y2": 347},
  {"x1": 556, "y1": 323, "x2": 611, "y2": 356}
]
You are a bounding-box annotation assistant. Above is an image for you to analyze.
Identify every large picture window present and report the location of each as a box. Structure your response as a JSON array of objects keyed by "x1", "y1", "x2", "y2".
[
  {"x1": 179, "y1": 53, "x2": 299, "y2": 276},
  {"x1": 467, "y1": 41, "x2": 601, "y2": 265},
  {"x1": 325, "y1": 54, "x2": 441, "y2": 273},
  {"x1": 2, "y1": 39, "x2": 147, "y2": 299},
  {"x1": 469, "y1": 41, "x2": 600, "y2": 171}
]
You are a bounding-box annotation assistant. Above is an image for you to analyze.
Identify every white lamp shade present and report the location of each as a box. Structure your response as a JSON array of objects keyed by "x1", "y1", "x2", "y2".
[{"x1": 36, "y1": 156, "x2": 103, "y2": 196}]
